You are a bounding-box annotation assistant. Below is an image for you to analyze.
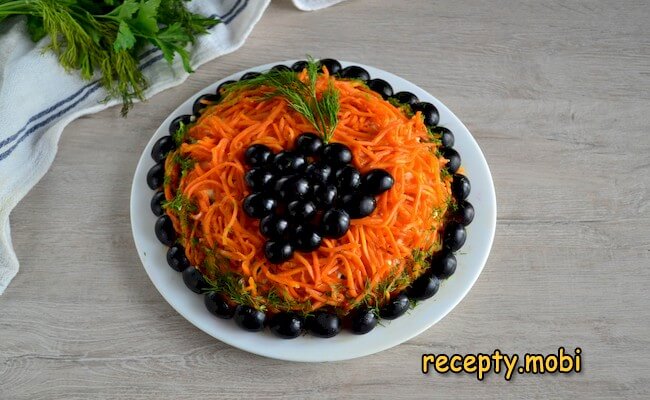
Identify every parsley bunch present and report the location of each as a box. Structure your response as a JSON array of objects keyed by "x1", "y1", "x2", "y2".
[{"x1": 0, "y1": 0, "x2": 218, "y2": 115}]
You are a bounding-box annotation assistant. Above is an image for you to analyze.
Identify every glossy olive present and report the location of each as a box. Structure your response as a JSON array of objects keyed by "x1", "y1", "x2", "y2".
[
  {"x1": 406, "y1": 274, "x2": 440, "y2": 301},
  {"x1": 366, "y1": 78, "x2": 393, "y2": 99},
  {"x1": 430, "y1": 251, "x2": 457, "y2": 279},
  {"x1": 451, "y1": 174, "x2": 471, "y2": 200},
  {"x1": 154, "y1": 215, "x2": 176, "y2": 246},
  {"x1": 244, "y1": 144, "x2": 273, "y2": 167},
  {"x1": 192, "y1": 93, "x2": 219, "y2": 116},
  {"x1": 287, "y1": 200, "x2": 317, "y2": 221},
  {"x1": 379, "y1": 293, "x2": 409, "y2": 320},
  {"x1": 340, "y1": 65, "x2": 370, "y2": 81},
  {"x1": 362, "y1": 169, "x2": 394, "y2": 195},
  {"x1": 146, "y1": 162, "x2": 165, "y2": 190},
  {"x1": 264, "y1": 240, "x2": 294, "y2": 264},
  {"x1": 151, "y1": 135, "x2": 176, "y2": 162},
  {"x1": 240, "y1": 71, "x2": 261, "y2": 81},
  {"x1": 291, "y1": 60, "x2": 308, "y2": 72},
  {"x1": 294, "y1": 132, "x2": 323, "y2": 156},
  {"x1": 259, "y1": 214, "x2": 290, "y2": 239},
  {"x1": 319, "y1": 58, "x2": 342, "y2": 75},
  {"x1": 392, "y1": 91, "x2": 419, "y2": 106},
  {"x1": 304, "y1": 162, "x2": 332, "y2": 185},
  {"x1": 233, "y1": 305, "x2": 266, "y2": 332},
  {"x1": 456, "y1": 201, "x2": 475, "y2": 226},
  {"x1": 270, "y1": 64, "x2": 291, "y2": 73},
  {"x1": 320, "y1": 209, "x2": 351, "y2": 238},
  {"x1": 350, "y1": 307, "x2": 378, "y2": 335},
  {"x1": 311, "y1": 183, "x2": 337, "y2": 209},
  {"x1": 443, "y1": 221, "x2": 466, "y2": 251},
  {"x1": 431, "y1": 126, "x2": 454, "y2": 148},
  {"x1": 215, "y1": 80, "x2": 236, "y2": 97},
  {"x1": 341, "y1": 194, "x2": 377, "y2": 219},
  {"x1": 243, "y1": 193, "x2": 277, "y2": 218},
  {"x1": 269, "y1": 313, "x2": 304, "y2": 339},
  {"x1": 169, "y1": 114, "x2": 192, "y2": 135},
  {"x1": 204, "y1": 292, "x2": 235, "y2": 319},
  {"x1": 275, "y1": 176, "x2": 310, "y2": 201},
  {"x1": 336, "y1": 165, "x2": 362, "y2": 191},
  {"x1": 411, "y1": 102, "x2": 439, "y2": 126},
  {"x1": 308, "y1": 312, "x2": 342, "y2": 338},
  {"x1": 244, "y1": 168, "x2": 274, "y2": 193},
  {"x1": 441, "y1": 148, "x2": 461, "y2": 174},
  {"x1": 273, "y1": 151, "x2": 306, "y2": 174},
  {"x1": 151, "y1": 190, "x2": 166, "y2": 216},
  {"x1": 290, "y1": 225, "x2": 322, "y2": 252},
  {"x1": 182, "y1": 266, "x2": 208, "y2": 294},
  {"x1": 321, "y1": 143, "x2": 352, "y2": 167},
  {"x1": 166, "y1": 244, "x2": 190, "y2": 272}
]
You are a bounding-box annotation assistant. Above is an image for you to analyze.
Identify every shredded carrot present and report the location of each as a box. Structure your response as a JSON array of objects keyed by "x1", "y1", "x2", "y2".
[{"x1": 164, "y1": 70, "x2": 452, "y2": 314}]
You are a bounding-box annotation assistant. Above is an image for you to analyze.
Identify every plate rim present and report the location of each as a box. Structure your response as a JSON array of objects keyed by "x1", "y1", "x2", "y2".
[{"x1": 130, "y1": 59, "x2": 497, "y2": 362}]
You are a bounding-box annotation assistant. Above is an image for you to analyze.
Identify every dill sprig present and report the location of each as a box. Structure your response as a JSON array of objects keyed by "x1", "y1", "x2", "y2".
[{"x1": 224, "y1": 57, "x2": 340, "y2": 143}]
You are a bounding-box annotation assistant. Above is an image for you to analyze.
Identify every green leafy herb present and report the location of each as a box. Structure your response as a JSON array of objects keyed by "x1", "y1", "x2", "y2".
[
  {"x1": 0, "y1": 0, "x2": 219, "y2": 115},
  {"x1": 171, "y1": 120, "x2": 188, "y2": 146},
  {"x1": 224, "y1": 57, "x2": 340, "y2": 142}
]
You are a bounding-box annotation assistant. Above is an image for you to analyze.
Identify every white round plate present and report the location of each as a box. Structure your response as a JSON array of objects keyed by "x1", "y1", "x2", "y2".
[{"x1": 130, "y1": 60, "x2": 496, "y2": 362}]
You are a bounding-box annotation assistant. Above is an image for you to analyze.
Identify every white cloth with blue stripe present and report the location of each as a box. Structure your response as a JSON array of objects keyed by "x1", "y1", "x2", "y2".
[{"x1": 0, "y1": 0, "x2": 345, "y2": 294}]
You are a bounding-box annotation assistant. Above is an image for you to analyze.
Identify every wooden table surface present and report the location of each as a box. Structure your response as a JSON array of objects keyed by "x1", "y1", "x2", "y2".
[{"x1": 2, "y1": 0, "x2": 649, "y2": 398}]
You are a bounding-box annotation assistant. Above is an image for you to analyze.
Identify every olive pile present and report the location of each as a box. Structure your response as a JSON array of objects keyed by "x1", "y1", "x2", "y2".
[
  {"x1": 146, "y1": 59, "x2": 475, "y2": 339},
  {"x1": 242, "y1": 133, "x2": 394, "y2": 264}
]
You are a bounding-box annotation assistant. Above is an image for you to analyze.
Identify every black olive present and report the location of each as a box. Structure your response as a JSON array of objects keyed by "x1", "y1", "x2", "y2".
[
  {"x1": 204, "y1": 292, "x2": 235, "y2": 319},
  {"x1": 430, "y1": 251, "x2": 457, "y2": 279},
  {"x1": 244, "y1": 144, "x2": 273, "y2": 167},
  {"x1": 307, "y1": 312, "x2": 341, "y2": 338},
  {"x1": 169, "y1": 114, "x2": 192, "y2": 135},
  {"x1": 451, "y1": 174, "x2": 471, "y2": 200},
  {"x1": 273, "y1": 151, "x2": 306, "y2": 174},
  {"x1": 335, "y1": 165, "x2": 362, "y2": 191},
  {"x1": 151, "y1": 135, "x2": 176, "y2": 162},
  {"x1": 275, "y1": 176, "x2": 310, "y2": 201},
  {"x1": 341, "y1": 194, "x2": 377, "y2": 219},
  {"x1": 392, "y1": 91, "x2": 419, "y2": 106},
  {"x1": 215, "y1": 80, "x2": 236, "y2": 97},
  {"x1": 318, "y1": 58, "x2": 342, "y2": 75},
  {"x1": 406, "y1": 273, "x2": 440, "y2": 301},
  {"x1": 166, "y1": 244, "x2": 190, "y2": 272},
  {"x1": 154, "y1": 215, "x2": 176, "y2": 246},
  {"x1": 443, "y1": 221, "x2": 466, "y2": 251},
  {"x1": 240, "y1": 71, "x2": 261, "y2": 81},
  {"x1": 411, "y1": 102, "x2": 439, "y2": 126},
  {"x1": 350, "y1": 307, "x2": 378, "y2": 335},
  {"x1": 270, "y1": 64, "x2": 291, "y2": 73},
  {"x1": 259, "y1": 214, "x2": 290, "y2": 239},
  {"x1": 287, "y1": 200, "x2": 317, "y2": 221},
  {"x1": 320, "y1": 209, "x2": 350, "y2": 238},
  {"x1": 243, "y1": 193, "x2": 277, "y2": 218},
  {"x1": 441, "y1": 148, "x2": 461, "y2": 174},
  {"x1": 244, "y1": 168, "x2": 274, "y2": 193},
  {"x1": 291, "y1": 60, "x2": 308, "y2": 72},
  {"x1": 182, "y1": 266, "x2": 208, "y2": 294},
  {"x1": 366, "y1": 78, "x2": 393, "y2": 99},
  {"x1": 151, "y1": 190, "x2": 166, "y2": 217},
  {"x1": 340, "y1": 65, "x2": 370, "y2": 81},
  {"x1": 233, "y1": 305, "x2": 266, "y2": 332},
  {"x1": 311, "y1": 184, "x2": 337, "y2": 209},
  {"x1": 290, "y1": 225, "x2": 322, "y2": 252},
  {"x1": 264, "y1": 240, "x2": 294, "y2": 264},
  {"x1": 304, "y1": 162, "x2": 332, "y2": 185},
  {"x1": 192, "y1": 93, "x2": 220, "y2": 116},
  {"x1": 146, "y1": 162, "x2": 165, "y2": 190},
  {"x1": 321, "y1": 143, "x2": 352, "y2": 167},
  {"x1": 379, "y1": 293, "x2": 409, "y2": 320},
  {"x1": 294, "y1": 132, "x2": 323, "y2": 156},
  {"x1": 456, "y1": 201, "x2": 475, "y2": 226},
  {"x1": 269, "y1": 313, "x2": 304, "y2": 339},
  {"x1": 431, "y1": 126, "x2": 454, "y2": 148},
  {"x1": 362, "y1": 169, "x2": 394, "y2": 195}
]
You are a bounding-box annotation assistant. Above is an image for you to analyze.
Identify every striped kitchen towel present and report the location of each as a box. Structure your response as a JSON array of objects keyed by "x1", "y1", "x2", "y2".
[{"x1": 0, "y1": 0, "x2": 346, "y2": 294}]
